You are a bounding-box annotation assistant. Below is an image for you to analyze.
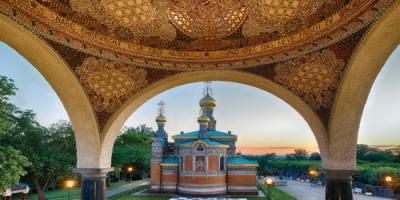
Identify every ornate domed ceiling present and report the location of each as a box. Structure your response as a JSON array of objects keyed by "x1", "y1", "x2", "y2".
[
  {"x1": 0, "y1": 0, "x2": 394, "y2": 70},
  {"x1": 0, "y1": 0, "x2": 396, "y2": 131}
]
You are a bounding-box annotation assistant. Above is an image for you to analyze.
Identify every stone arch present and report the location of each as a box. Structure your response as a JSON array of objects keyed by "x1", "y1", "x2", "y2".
[
  {"x1": 101, "y1": 70, "x2": 330, "y2": 168},
  {"x1": 0, "y1": 14, "x2": 102, "y2": 168},
  {"x1": 328, "y1": 1, "x2": 400, "y2": 170}
]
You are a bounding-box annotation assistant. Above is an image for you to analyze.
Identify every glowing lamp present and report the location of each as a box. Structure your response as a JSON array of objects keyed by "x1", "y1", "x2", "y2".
[
  {"x1": 66, "y1": 180, "x2": 74, "y2": 188},
  {"x1": 385, "y1": 176, "x2": 393, "y2": 183},
  {"x1": 127, "y1": 167, "x2": 133, "y2": 172}
]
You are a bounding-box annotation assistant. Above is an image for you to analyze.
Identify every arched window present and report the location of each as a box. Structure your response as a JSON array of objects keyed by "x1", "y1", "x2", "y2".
[
  {"x1": 219, "y1": 156, "x2": 225, "y2": 171},
  {"x1": 197, "y1": 144, "x2": 204, "y2": 151},
  {"x1": 180, "y1": 156, "x2": 184, "y2": 171}
]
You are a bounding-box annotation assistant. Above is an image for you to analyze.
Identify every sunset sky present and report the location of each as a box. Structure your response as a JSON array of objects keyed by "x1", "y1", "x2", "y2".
[{"x1": 1, "y1": 42, "x2": 399, "y2": 155}]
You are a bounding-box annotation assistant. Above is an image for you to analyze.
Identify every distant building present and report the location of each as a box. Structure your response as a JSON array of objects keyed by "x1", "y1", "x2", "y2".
[{"x1": 150, "y1": 82, "x2": 258, "y2": 196}]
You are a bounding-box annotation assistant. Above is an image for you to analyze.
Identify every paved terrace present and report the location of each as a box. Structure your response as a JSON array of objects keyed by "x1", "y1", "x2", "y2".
[{"x1": 278, "y1": 180, "x2": 395, "y2": 200}]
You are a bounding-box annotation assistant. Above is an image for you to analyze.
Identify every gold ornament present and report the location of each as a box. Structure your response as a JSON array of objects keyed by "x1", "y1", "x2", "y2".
[
  {"x1": 75, "y1": 57, "x2": 148, "y2": 113},
  {"x1": 168, "y1": 0, "x2": 247, "y2": 39},
  {"x1": 274, "y1": 49, "x2": 344, "y2": 109},
  {"x1": 70, "y1": 0, "x2": 176, "y2": 40},
  {"x1": 243, "y1": 0, "x2": 326, "y2": 36}
]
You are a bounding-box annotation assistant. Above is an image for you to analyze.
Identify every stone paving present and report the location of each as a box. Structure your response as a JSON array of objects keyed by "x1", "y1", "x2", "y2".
[
  {"x1": 278, "y1": 180, "x2": 395, "y2": 200},
  {"x1": 106, "y1": 179, "x2": 149, "y2": 197}
]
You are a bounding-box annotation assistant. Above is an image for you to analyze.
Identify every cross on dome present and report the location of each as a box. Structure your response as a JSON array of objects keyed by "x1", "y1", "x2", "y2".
[{"x1": 157, "y1": 101, "x2": 165, "y2": 115}]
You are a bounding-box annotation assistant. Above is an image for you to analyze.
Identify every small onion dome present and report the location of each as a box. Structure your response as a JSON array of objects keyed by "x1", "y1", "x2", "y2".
[
  {"x1": 156, "y1": 114, "x2": 167, "y2": 123},
  {"x1": 197, "y1": 113, "x2": 209, "y2": 124},
  {"x1": 199, "y1": 94, "x2": 216, "y2": 108}
]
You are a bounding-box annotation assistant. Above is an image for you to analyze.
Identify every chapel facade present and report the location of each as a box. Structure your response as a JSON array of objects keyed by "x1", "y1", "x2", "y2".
[{"x1": 150, "y1": 83, "x2": 258, "y2": 196}]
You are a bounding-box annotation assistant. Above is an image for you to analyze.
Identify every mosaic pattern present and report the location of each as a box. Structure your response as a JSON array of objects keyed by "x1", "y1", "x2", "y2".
[
  {"x1": 274, "y1": 49, "x2": 344, "y2": 109},
  {"x1": 168, "y1": 0, "x2": 247, "y2": 39},
  {"x1": 70, "y1": 0, "x2": 176, "y2": 40},
  {"x1": 0, "y1": 0, "x2": 392, "y2": 69},
  {"x1": 75, "y1": 57, "x2": 148, "y2": 113},
  {"x1": 243, "y1": 0, "x2": 326, "y2": 36}
]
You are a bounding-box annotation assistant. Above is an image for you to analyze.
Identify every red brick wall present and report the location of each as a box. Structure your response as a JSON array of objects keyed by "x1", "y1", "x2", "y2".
[
  {"x1": 162, "y1": 173, "x2": 177, "y2": 183},
  {"x1": 185, "y1": 156, "x2": 192, "y2": 171},
  {"x1": 228, "y1": 174, "x2": 256, "y2": 185},
  {"x1": 208, "y1": 156, "x2": 219, "y2": 172},
  {"x1": 179, "y1": 175, "x2": 226, "y2": 185},
  {"x1": 151, "y1": 163, "x2": 161, "y2": 183}
]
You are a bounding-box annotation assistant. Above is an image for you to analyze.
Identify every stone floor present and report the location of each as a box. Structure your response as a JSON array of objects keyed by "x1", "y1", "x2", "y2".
[
  {"x1": 278, "y1": 180, "x2": 395, "y2": 200},
  {"x1": 106, "y1": 179, "x2": 149, "y2": 197}
]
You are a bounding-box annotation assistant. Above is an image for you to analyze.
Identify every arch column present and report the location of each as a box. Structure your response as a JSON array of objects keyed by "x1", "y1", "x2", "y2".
[
  {"x1": 0, "y1": 14, "x2": 113, "y2": 199},
  {"x1": 326, "y1": 2, "x2": 400, "y2": 199}
]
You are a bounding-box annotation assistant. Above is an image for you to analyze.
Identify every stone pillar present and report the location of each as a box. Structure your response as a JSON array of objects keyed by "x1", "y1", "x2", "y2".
[
  {"x1": 75, "y1": 168, "x2": 113, "y2": 200},
  {"x1": 324, "y1": 169, "x2": 356, "y2": 200}
]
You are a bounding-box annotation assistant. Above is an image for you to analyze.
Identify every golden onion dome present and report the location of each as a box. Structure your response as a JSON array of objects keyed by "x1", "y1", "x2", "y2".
[
  {"x1": 197, "y1": 113, "x2": 210, "y2": 124},
  {"x1": 156, "y1": 114, "x2": 167, "y2": 123},
  {"x1": 199, "y1": 94, "x2": 217, "y2": 108}
]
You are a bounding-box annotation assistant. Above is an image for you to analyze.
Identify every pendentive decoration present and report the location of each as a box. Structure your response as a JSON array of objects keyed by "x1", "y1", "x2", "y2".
[
  {"x1": 70, "y1": 0, "x2": 176, "y2": 40},
  {"x1": 274, "y1": 49, "x2": 344, "y2": 109},
  {"x1": 76, "y1": 57, "x2": 148, "y2": 113}
]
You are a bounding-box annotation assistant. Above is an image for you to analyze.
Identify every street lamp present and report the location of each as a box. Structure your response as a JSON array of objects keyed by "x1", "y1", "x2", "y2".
[
  {"x1": 127, "y1": 167, "x2": 134, "y2": 182},
  {"x1": 65, "y1": 180, "x2": 74, "y2": 200},
  {"x1": 309, "y1": 169, "x2": 319, "y2": 185},
  {"x1": 265, "y1": 178, "x2": 273, "y2": 200},
  {"x1": 385, "y1": 176, "x2": 393, "y2": 184}
]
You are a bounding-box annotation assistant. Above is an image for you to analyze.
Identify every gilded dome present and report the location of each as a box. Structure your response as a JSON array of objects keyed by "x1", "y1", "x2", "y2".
[
  {"x1": 156, "y1": 114, "x2": 167, "y2": 123},
  {"x1": 197, "y1": 113, "x2": 210, "y2": 124},
  {"x1": 199, "y1": 94, "x2": 217, "y2": 108}
]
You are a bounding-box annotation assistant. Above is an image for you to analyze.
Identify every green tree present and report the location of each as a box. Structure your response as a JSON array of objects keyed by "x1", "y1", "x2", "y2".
[
  {"x1": 0, "y1": 146, "x2": 31, "y2": 192},
  {"x1": 112, "y1": 125, "x2": 154, "y2": 180},
  {"x1": 0, "y1": 75, "x2": 30, "y2": 192},
  {"x1": 309, "y1": 152, "x2": 321, "y2": 161},
  {"x1": 0, "y1": 75, "x2": 17, "y2": 133},
  {"x1": 2, "y1": 111, "x2": 76, "y2": 200},
  {"x1": 286, "y1": 148, "x2": 308, "y2": 160}
]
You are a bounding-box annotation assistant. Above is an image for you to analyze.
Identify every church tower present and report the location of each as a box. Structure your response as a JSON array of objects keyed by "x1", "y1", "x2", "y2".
[
  {"x1": 199, "y1": 81, "x2": 217, "y2": 130},
  {"x1": 151, "y1": 101, "x2": 167, "y2": 192}
]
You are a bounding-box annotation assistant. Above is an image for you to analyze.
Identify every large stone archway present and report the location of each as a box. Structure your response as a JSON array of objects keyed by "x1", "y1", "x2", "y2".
[
  {"x1": 328, "y1": 0, "x2": 400, "y2": 171},
  {"x1": 1, "y1": 0, "x2": 399, "y2": 199},
  {"x1": 101, "y1": 70, "x2": 330, "y2": 169},
  {"x1": 0, "y1": 15, "x2": 102, "y2": 169}
]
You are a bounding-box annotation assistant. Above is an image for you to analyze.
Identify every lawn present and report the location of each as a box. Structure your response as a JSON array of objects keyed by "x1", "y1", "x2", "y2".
[
  {"x1": 28, "y1": 180, "x2": 131, "y2": 200},
  {"x1": 257, "y1": 184, "x2": 296, "y2": 200},
  {"x1": 109, "y1": 184, "x2": 295, "y2": 200},
  {"x1": 28, "y1": 183, "x2": 295, "y2": 200}
]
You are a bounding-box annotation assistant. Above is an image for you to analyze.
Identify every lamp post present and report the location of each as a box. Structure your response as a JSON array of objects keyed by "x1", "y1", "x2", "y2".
[
  {"x1": 384, "y1": 176, "x2": 394, "y2": 197},
  {"x1": 309, "y1": 169, "x2": 319, "y2": 186},
  {"x1": 265, "y1": 178, "x2": 273, "y2": 200},
  {"x1": 127, "y1": 167, "x2": 133, "y2": 182},
  {"x1": 65, "y1": 180, "x2": 74, "y2": 200}
]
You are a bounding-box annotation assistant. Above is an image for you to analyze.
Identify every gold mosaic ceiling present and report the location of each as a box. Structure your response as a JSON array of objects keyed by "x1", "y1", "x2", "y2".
[{"x1": 0, "y1": 0, "x2": 394, "y2": 70}]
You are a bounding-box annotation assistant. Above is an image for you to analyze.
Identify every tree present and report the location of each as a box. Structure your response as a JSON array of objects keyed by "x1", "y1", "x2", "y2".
[
  {"x1": 0, "y1": 75, "x2": 30, "y2": 192},
  {"x1": 0, "y1": 75, "x2": 17, "y2": 133},
  {"x1": 111, "y1": 126, "x2": 154, "y2": 180},
  {"x1": 357, "y1": 144, "x2": 372, "y2": 160},
  {"x1": 2, "y1": 112, "x2": 76, "y2": 200},
  {"x1": 0, "y1": 146, "x2": 31, "y2": 192},
  {"x1": 286, "y1": 148, "x2": 308, "y2": 160},
  {"x1": 309, "y1": 152, "x2": 321, "y2": 161}
]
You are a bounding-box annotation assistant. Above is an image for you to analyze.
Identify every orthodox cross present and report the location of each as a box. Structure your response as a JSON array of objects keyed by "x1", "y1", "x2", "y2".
[
  {"x1": 157, "y1": 101, "x2": 165, "y2": 115},
  {"x1": 203, "y1": 81, "x2": 213, "y2": 96}
]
